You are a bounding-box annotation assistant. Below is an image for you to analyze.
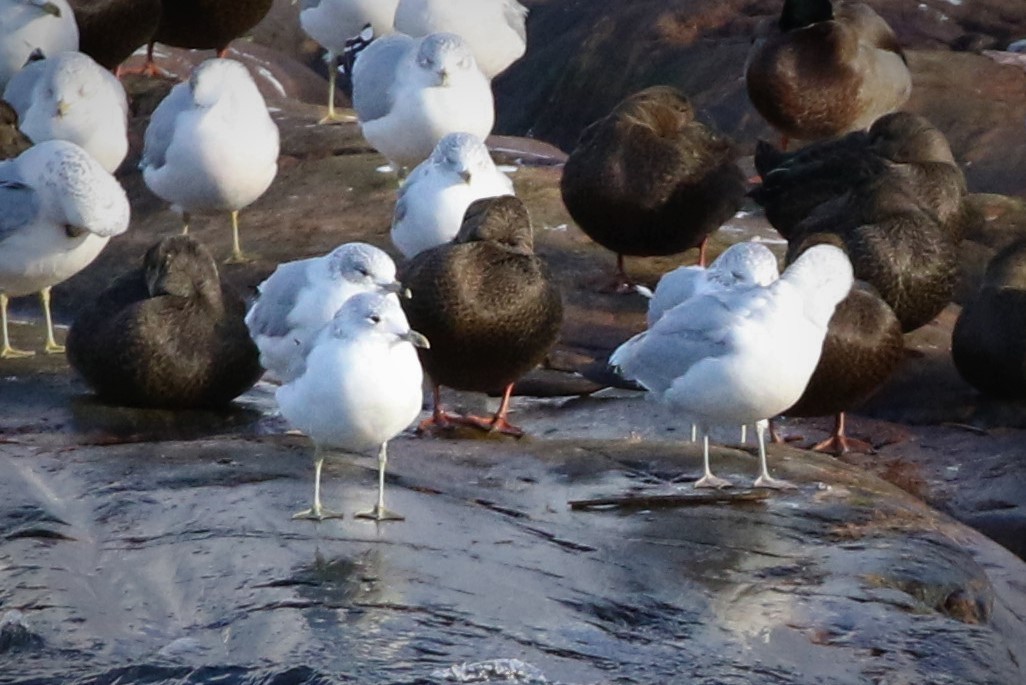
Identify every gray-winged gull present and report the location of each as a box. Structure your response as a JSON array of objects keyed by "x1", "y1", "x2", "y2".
[
  {"x1": 391, "y1": 132, "x2": 514, "y2": 258},
  {"x1": 276, "y1": 291, "x2": 429, "y2": 522},
  {"x1": 245, "y1": 242, "x2": 404, "y2": 383},
  {"x1": 352, "y1": 31, "x2": 493, "y2": 171},
  {"x1": 393, "y1": 0, "x2": 528, "y2": 79},
  {"x1": 0, "y1": 139, "x2": 130, "y2": 357},
  {"x1": 611, "y1": 244, "x2": 853, "y2": 489},
  {"x1": 140, "y1": 58, "x2": 279, "y2": 263}
]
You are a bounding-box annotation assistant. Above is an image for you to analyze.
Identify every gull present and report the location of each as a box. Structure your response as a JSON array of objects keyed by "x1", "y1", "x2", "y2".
[
  {"x1": 140, "y1": 58, "x2": 279, "y2": 263},
  {"x1": 611, "y1": 244, "x2": 853, "y2": 489},
  {"x1": 4, "y1": 51, "x2": 129, "y2": 173},
  {"x1": 298, "y1": 0, "x2": 399, "y2": 123},
  {"x1": 393, "y1": 0, "x2": 528, "y2": 79},
  {"x1": 245, "y1": 242, "x2": 405, "y2": 383},
  {"x1": 352, "y1": 31, "x2": 494, "y2": 172},
  {"x1": 0, "y1": 0, "x2": 78, "y2": 89},
  {"x1": 276, "y1": 291, "x2": 429, "y2": 522},
  {"x1": 391, "y1": 132, "x2": 514, "y2": 258},
  {"x1": 0, "y1": 139, "x2": 130, "y2": 357}
]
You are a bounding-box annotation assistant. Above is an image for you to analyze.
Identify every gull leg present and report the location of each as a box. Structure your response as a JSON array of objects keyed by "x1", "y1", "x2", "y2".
[
  {"x1": 740, "y1": 424, "x2": 747, "y2": 444},
  {"x1": 181, "y1": 211, "x2": 190, "y2": 236},
  {"x1": 753, "y1": 419, "x2": 797, "y2": 489},
  {"x1": 356, "y1": 443, "x2": 404, "y2": 522},
  {"x1": 224, "y1": 210, "x2": 251, "y2": 264},
  {"x1": 293, "y1": 450, "x2": 344, "y2": 521},
  {"x1": 690, "y1": 423, "x2": 697, "y2": 443},
  {"x1": 318, "y1": 53, "x2": 348, "y2": 125},
  {"x1": 40, "y1": 287, "x2": 64, "y2": 354},
  {"x1": 695, "y1": 432, "x2": 732, "y2": 489},
  {"x1": 0, "y1": 293, "x2": 34, "y2": 358}
]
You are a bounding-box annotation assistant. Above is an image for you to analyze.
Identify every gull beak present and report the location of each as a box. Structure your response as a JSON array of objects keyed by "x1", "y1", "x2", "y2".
[
  {"x1": 401, "y1": 329, "x2": 430, "y2": 349},
  {"x1": 459, "y1": 169, "x2": 472, "y2": 184},
  {"x1": 56, "y1": 99, "x2": 69, "y2": 117},
  {"x1": 381, "y1": 280, "x2": 413, "y2": 299},
  {"x1": 438, "y1": 69, "x2": 449, "y2": 87}
]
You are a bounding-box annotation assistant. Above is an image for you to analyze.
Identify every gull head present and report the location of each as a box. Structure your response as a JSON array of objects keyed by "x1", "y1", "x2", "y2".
[
  {"x1": 430, "y1": 132, "x2": 493, "y2": 184},
  {"x1": 327, "y1": 242, "x2": 404, "y2": 295},
  {"x1": 329, "y1": 291, "x2": 429, "y2": 348},
  {"x1": 782, "y1": 243, "x2": 854, "y2": 328},
  {"x1": 189, "y1": 58, "x2": 255, "y2": 109},
  {"x1": 707, "y1": 241, "x2": 780, "y2": 289},
  {"x1": 415, "y1": 33, "x2": 478, "y2": 87}
]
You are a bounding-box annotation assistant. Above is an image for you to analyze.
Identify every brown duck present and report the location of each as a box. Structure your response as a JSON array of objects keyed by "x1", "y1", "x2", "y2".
[
  {"x1": 746, "y1": 0, "x2": 911, "y2": 146},
  {"x1": 560, "y1": 86, "x2": 745, "y2": 290},
  {"x1": 952, "y1": 238, "x2": 1026, "y2": 399},
  {"x1": 400, "y1": 195, "x2": 563, "y2": 436},
  {"x1": 68, "y1": 0, "x2": 161, "y2": 71},
  {"x1": 66, "y1": 235, "x2": 262, "y2": 409}
]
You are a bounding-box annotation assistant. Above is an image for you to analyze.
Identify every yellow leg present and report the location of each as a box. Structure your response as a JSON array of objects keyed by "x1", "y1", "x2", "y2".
[
  {"x1": 0, "y1": 293, "x2": 34, "y2": 358},
  {"x1": 40, "y1": 286, "x2": 64, "y2": 354},
  {"x1": 223, "y1": 210, "x2": 250, "y2": 264}
]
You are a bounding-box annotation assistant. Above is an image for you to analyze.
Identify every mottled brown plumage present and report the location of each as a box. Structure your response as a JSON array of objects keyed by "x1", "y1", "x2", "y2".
[
  {"x1": 782, "y1": 280, "x2": 903, "y2": 453},
  {"x1": 68, "y1": 0, "x2": 161, "y2": 70},
  {"x1": 152, "y1": 0, "x2": 273, "y2": 53},
  {"x1": 751, "y1": 112, "x2": 968, "y2": 242},
  {"x1": 952, "y1": 239, "x2": 1026, "y2": 399},
  {"x1": 785, "y1": 181, "x2": 958, "y2": 333},
  {"x1": 66, "y1": 235, "x2": 262, "y2": 409},
  {"x1": 400, "y1": 196, "x2": 563, "y2": 434},
  {"x1": 559, "y1": 86, "x2": 745, "y2": 284},
  {"x1": 0, "y1": 100, "x2": 31, "y2": 160},
  {"x1": 746, "y1": 0, "x2": 911, "y2": 142}
]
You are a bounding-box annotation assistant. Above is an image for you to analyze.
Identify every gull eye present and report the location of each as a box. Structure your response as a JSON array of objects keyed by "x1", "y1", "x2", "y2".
[
  {"x1": 369, "y1": 314, "x2": 381, "y2": 324},
  {"x1": 459, "y1": 57, "x2": 471, "y2": 69}
]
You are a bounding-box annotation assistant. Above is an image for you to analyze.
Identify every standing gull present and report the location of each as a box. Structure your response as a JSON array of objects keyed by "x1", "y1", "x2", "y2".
[
  {"x1": 5, "y1": 51, "x2": 129, "y2": 173},
  {"x1": 0, "y1": 0, "x2": 78, "y2": 89},
  {"x1": 561, "y1": 86, "x2": 746, "y2": 290},
  {"x1": 611, "y1": 244, "x2": 853, "y2": 489},
  {"x1": 299, "y1": 0, "x2": 399, "y2": 123},
  {"x1": 66, "y1": 235, "x2": 262, "y2": 408},
  {"x1": 401, "y1": 195, "x2": 563, "y2": 436},
  {"x1": 391, "y1": 132, "x2": 514, "y2": 259},
  {"x1": 393, "y1": 0, "x2": 528, "y2": 79},
  {"x1": 245, "y1": 242, "x2": 405, "y2": 383},
  {"x1": 0, "y1": 139, "x2": 130, "y2": 357},
  {"x1": 352, "y1": 31, "x2": 494, "y2": 172},
  {"x1": 276, "y1": 291, "x2": 429, "y2": 522},
  {"x1": 141, "y1": 58, "x2": 279, "y2": 263}
]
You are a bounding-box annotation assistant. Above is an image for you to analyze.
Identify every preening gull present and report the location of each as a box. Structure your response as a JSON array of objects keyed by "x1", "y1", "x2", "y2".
[
  {"x1": 5, "y1": 51, "x2": 129, "y2": 173},
  {"x1": 141, "y1": 58, "x2": 279, "y2": 263},
  {"x1": 66, "y1": 235, "x2": 262, "y2": 408},
  {"x1": 0, "y1": 139, "x2": 130, "y2": 357},
  {"x1": 352, "y1": 31, "x2": 494, "y2": 171},
  {"x1": 245, "y1": 242, "x2": 405, "y2": 383},
  {"x1": 391, "y1": 132, "x2": 514, "y2": 259},
  {"x1": 276, "y1": 291, "x2": 429, "y2": 522},
  {"x1": 0, "y1": 0, "x2": 78, "y2": 88},
  {"x1": 393, "y1": 0, "x2": 528, "y2": 79},
  {"x1": 400, "y1": 195, "x2": 562, "y2": 436},
  {"x1": 643, "y1": 241, "x2": 780, "y2": 327},
  {"x1": 611, "y1": 244, "x2": 854, "y2": 489},
  {"x1": 560, "y1": 86, "x2": 745, "y2": 290},
  {"x1": 299, "y1": 0, "x2": 399, "y2": 123}
]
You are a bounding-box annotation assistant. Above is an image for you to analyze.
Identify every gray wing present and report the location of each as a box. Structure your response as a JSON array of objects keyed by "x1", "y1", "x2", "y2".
[
  {"x1": 648, "y1": 267, "x2": 702, "y2": 325},
  {"x1": 140, "y1": 81, "x2": 192, "y2": 171},
  {"x1": 352, "y1": 33, "x2": 415, "y2": 123},
  {"x1": 244, "y1": 260, "x2": 312, "y2": 338},
  {"x1": 613, "y1": 292, "x2": 742, "y2": 393},
  {"x1": 0, "y1": 163, "x2": 38, "y2": 242},
  {"x1": 2, "y1": 58, "x2": 45, "y2": 117},
  {"x1": 502, "y1": 0, "x2": 529, "y2": 44}
]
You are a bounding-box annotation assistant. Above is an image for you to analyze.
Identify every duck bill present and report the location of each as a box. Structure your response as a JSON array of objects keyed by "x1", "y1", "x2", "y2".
[{"x1": 400, "y1": 330, "x2": 430, "y2": 349}]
